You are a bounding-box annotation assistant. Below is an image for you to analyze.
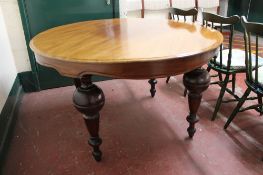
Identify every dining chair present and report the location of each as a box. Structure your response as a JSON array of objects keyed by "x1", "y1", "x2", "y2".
[
  {"x1": 168, "y1": 7, "x2": 198, "y2": 22},
  {"x1": 203, "y1": 12, "x2": 263, "y2": 121},
  {"x1": 224, "y1": 16, "x2": 263, "y2": 129},
  {"x1": 166, "y1": 8, "x2": 198, "y2": 93}
]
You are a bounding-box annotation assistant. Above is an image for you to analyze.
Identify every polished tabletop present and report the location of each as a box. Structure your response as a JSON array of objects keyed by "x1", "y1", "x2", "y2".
[
  {"x1": 30, "y1": 18, "x2": 223, "y2": 78},
  {"x1": 30, "y1": 18, "x2": 224, "y2": 161}
]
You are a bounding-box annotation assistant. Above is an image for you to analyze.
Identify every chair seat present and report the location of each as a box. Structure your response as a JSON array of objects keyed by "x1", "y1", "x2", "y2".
[
  {"x1": 215, "y1": 49, "x2": 263, "y2": 70},
  {"x1": 196, "y1": 21, "x2": 230, "y2": 27}
]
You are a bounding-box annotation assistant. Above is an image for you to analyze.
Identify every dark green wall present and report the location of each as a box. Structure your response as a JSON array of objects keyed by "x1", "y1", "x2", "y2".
[
  {"x1": 228, "y1": 0, "x2": 263, "y2": 29},
  {"x1": 0, "y1": 76, "x2": 24, "y2": 172},
  {"x1": 248, "y1": 0, "x2": 263, "y2": 22},
  {"x1": 18, "y1": 0, "x2": 119, "y2": 91}
]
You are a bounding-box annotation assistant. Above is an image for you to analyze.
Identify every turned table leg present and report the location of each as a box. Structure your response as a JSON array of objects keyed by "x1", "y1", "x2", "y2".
[
  {"x1": 73, "y1": 75, "x2": 105, "y2": 161},
  {"x1": 148, "y1": 78, "x2": 157, "y2": 97},
  {"x1": 183, "y1": 68, "x2": 210, "y2": 138}
]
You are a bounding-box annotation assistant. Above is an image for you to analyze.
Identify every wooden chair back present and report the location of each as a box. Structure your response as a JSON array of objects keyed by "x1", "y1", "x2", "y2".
[
  {"x1": 241, "y1": 16, "x2": 263, "y2": 85},
  {"x1": 169, "y1": 8, "x2": 198, "y2": 22},
  {"x1": 203, "y1": 12, "x2": 240, "y2": 71}
]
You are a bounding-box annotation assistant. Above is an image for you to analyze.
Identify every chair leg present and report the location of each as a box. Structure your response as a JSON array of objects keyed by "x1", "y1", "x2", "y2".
[
  {"x1": 166, "y1": 76, "x2": 171, "y2": 84},
  {"x1": 207, "y1": 66, "x2": 223, "y2": 83},
  {"x1": 211, "y1": 74, "x2": 230, "y2": 121},
  {"x1": 232, "y1": 73, "x2": 236, "y2": 94},
  {"x1": 224, "y1": 88, "x2": 251, "y2": 129},
  {"x1": 218, "y1": 73, "x2": 223, "y2": 82},
  {"x1": 148, "y1": 79, "x2": 157, "y2": 98},
  {"x1": 258, "y1": 94, "x2": 263, "y2": 115}
]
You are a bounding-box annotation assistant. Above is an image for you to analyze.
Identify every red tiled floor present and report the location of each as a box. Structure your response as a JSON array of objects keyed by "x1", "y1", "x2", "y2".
[{"x1": 2, "y1": 75, "x2": 263, "y2": 175}]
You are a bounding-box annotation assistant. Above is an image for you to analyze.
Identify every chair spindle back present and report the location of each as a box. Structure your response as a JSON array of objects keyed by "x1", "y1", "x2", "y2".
[
  {"x1": 202, "y1": 12, "x2": 240, "y2": 71},
  {"x1": 169, "y1": 8, "x2": 198, "y2": 22},
  {"x1": 241, "y1": 16, "x2": 263, "y2": 85}
]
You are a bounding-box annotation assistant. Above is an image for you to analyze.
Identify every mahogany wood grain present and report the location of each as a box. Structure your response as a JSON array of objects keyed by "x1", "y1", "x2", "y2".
[
  {"x1": 73, "y1": 75, "x2": 105, "y2": 161},
  {"x1": 30, "y1": 18, "x2": 223, "y2": 79},
  {"x1": 30, "y1": 19, "x2": 223, "y2": 161}
]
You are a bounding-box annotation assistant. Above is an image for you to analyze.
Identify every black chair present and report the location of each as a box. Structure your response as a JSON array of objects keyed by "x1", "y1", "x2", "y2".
[
  {"x1": 168, "y1": 8, "x2": 198, "y2": 22},
  {"x1": 166, "y1": 8, "x2": 198, "y2": 89},
  {"x1": 224, "y1": 16, "x2": 263, "y2": 129},
  {"x1": 201, "y1": 12, "x2": 263, "y2": 121}
]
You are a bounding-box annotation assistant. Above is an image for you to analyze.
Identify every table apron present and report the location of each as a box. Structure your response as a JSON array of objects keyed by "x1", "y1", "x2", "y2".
[{"x1": 35, "y1": 49, "x2": 218, "y2": 79}]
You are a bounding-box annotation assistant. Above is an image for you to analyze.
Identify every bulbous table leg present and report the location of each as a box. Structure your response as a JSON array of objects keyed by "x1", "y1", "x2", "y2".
[
  {"x1": 183, "y1": 68, "x2": 210, "y2": 138},
  {"x1": 148, "y1": 78, "x2": 157, "y2": 97},
  {"x1": 73, "y1": 75, "x2": 105, "y2": 161}
]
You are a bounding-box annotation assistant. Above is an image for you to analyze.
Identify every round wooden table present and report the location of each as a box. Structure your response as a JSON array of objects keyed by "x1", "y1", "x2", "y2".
[{"x1": 30, "y1": 18, "x2": 223, "y2": 161}]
